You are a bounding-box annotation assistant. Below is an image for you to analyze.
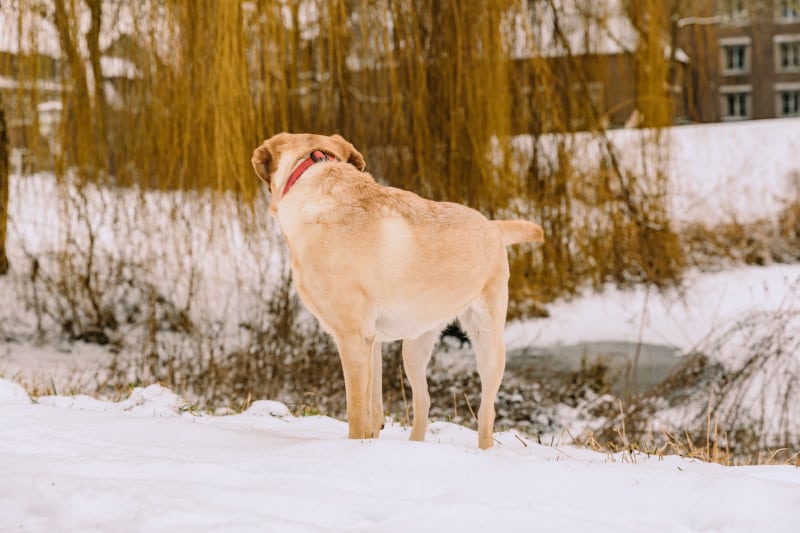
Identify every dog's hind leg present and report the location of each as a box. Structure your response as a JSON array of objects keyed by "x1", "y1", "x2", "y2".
[
  {"x1": 459, "y1": 280, "x2": 508, "y2": 449},
  {"x1": 334, "y1": 333, "x2": 379, "y2": 440},
  {"x1": 371, "y1": 341, "x2": 385, "y2": 434},
  {"x1": 402, "y1": 330, "x2": 439, "y2": 442}
]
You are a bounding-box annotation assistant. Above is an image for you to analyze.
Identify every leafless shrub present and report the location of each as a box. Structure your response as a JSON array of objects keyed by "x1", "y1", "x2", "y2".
[
  {"x1": 778, "y1": 170, "x2": 800, "y2": 256},
  {"x1": 682, "y1": 170, "x2": 800, "y2": 269},
  {"x1": 592, "y1": 306, "x2": 800, "y2": 460},
  {"x1": 698, "y1": 310, "x2": 800, "y2": 454},
  {"x1": 19, "y1": 181, "x2": 196, "y2": 347},
  {"x1": 95, "y1": 270, "x2": 348, "y2": 414},
  {"x1": 682, "y1": 218, "x2": 798, "y2": 269}
]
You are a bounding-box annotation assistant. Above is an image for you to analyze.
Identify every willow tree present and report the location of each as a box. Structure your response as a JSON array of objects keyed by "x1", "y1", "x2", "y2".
[
  {"x1": 244, "y1": 0, "x2": 519, "y2": 212},
  {"x1": 498, "y1": 0, "x2": 685, "y2": 307},
  {"x1": 12, "y1": 0, "x2": 686, "y2": 310},
  {"x1": 370, "y1": 0, "x2": 518, "y2": 213},
  {"x1": 0, "y1": 92, "x2": 8, "y2": 275},
  {"x1": 52, "y1": 0, "x2": 103, "y2": 179}
]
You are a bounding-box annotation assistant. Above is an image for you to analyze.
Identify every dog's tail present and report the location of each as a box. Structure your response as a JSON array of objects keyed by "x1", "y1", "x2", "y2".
[{"x1": 493, "y1": 220, "x2": 545, "y2": 246}]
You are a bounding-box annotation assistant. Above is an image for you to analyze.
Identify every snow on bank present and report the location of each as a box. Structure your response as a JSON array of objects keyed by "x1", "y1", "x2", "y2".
[
  {"x1": 667, "y1": 118, "x2": 800, "y2": 225},
  {"x1": 4, "y1": 263, "x2": 799, "y2": 391},
  {"x1": 506, "y1": 263, "x2": 800, "y2": 354},
  {"x1": 1, "y1": 380, "x2": 799, "y2": 533},
  {"x1": 512, "y1": 116, "x2": 800, "y2": 226},
  {"x1": 4, "y1": 118, "x2": 799, "y2": 368}
]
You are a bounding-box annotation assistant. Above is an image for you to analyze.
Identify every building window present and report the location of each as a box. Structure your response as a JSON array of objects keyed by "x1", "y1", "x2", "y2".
[
  {"x1": 720, "y1": 38, "x2": 751, "y2": 74},
  {"x1": 775, "y1": 83, "x2": 800, "y2": 116},
  {"x1": 724, "y1": 45, "x2": 747, "y2": 72},
  {"x1": 779, "y1": 91, "x2": 800, "y2": 115},
  {"x1": 720, "y1": 85, "x2": 751, "y2": 120},
  {"x1": 726, "y1": 92, "x2": 749, "y2": 117},
  {"x1": 721, "y1": 0, "x2": 749, "y2": 21},
  {"x1": 777, "y1": 0, "x2": 800, "y2": 22},
  {"x1": 775, "y1": 36, "x2": 800, "y2": 72}
]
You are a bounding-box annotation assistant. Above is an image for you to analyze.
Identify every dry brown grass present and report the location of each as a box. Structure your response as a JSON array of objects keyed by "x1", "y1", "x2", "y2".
[
  {"x1": 582, "y1": 311, "x2": 800, "y2": 467},
  {"x1": 682, "y1": 171, "x2": 800, "y2": 270},
  {"x1": 578, "y1": 395, "x2": 800, "y2": 467}
]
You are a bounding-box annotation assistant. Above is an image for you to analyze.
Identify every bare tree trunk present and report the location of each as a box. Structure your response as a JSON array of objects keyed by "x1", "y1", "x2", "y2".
[
  {"x1": 84, "y1": 0, "x2": 109, "y2": 172},
  {"x1": 54, "y1": 0, "x2": 94, "y2": 175},
  {"x1": 0, "y1": 92, "x2": 9, "y2": 275}
]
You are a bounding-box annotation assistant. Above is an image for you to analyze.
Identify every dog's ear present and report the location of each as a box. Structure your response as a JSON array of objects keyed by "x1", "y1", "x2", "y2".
[
  {"x1": 330, "y1": 134, "x2": 366, "y2": 171},
  {"x1": 251, "y1": 142, "x2": 272, "y2": 184}
]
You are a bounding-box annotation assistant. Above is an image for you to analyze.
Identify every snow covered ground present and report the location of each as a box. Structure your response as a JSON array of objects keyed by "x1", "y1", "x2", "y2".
[
  {"x1": 2, "y1": 379, "x2": 799, "y2": 533},
  {"x1": 506, "y1": 263, "x2": 800, "y2": 354},
  {"x1": 512, "y1": 116, "x2": 800, "y2": 226},
  {"x1": 2, "y1": 117, "x2": 800, "y2": 530}
]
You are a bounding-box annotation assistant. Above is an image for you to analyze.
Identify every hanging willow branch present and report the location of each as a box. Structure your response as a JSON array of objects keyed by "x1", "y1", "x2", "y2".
[{"x1": 5, "y1": 0, "x2": 686, "y2": 309}]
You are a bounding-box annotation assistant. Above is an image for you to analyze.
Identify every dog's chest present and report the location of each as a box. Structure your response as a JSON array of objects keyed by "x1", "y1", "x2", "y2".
[{"x1": 373, "y1": 309, "x2": 449, "y2": 342}]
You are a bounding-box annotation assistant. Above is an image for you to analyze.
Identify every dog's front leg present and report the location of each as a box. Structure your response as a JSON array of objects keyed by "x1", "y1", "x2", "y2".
[{"x1": 334, "y1": 333, "x2": 379, "y2": 440}]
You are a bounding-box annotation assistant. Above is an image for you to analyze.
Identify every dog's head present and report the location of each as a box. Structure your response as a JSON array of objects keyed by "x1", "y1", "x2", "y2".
[{"x1": 251, "y1": 133, "x2": 366, "y2": 214}]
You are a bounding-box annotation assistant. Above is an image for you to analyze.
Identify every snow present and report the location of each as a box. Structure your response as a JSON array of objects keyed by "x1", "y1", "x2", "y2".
[
  {"x1": 510, "y1": 0, "x2": 640, "y2": 58},
  {"x1": 506, "y1": 263, "x2": 800, "y2": 353},
  {"x1": 512, "y1": 116, "x2": 800, "y2": 226},
  {"x1": 0, "y1": 4, "x2": 60, "y2": 57},
  {"x1": 1, "y1": 381, "x2": 799, "y2": 532},
  {"x1": 0, "y1": 76, "x2": 64, "y2": 92},
  {"x1": 100, "y1": 56, "x2": 141, "y2": 79},
  {"x1": 666, "y1": 118, "x2": 800, "y2": 225},
  {"x1": 2, "y1": 116, "x2": 800, "y2": 530},
  {"x1": 0, "y1": 1, "x2": 175, "y2": 64}
]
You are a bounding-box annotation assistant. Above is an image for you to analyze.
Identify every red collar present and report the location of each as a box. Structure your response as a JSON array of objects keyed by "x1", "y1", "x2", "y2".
[{"x1": 282, "y1": 150, "x2": 337, "y2": 197}]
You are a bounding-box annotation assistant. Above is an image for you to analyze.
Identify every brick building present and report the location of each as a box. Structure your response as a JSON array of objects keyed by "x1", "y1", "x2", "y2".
[{"x1": 679, "y1": 0, "x2": 800, "y2": 122}]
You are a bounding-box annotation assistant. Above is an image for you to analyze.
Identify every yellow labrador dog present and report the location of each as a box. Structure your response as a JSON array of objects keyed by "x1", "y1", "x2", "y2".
[{"x1": 252, "y1": 133, "x2": 543, "y2": 449}]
